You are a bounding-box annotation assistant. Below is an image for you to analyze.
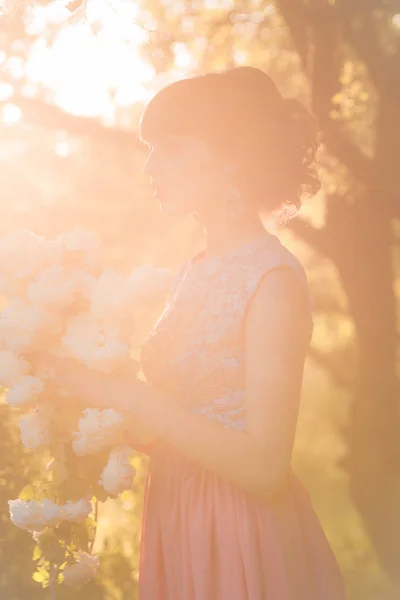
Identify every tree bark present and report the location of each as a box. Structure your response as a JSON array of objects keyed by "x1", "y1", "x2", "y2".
[{"x1": 332, "y1": 197, "x2": 400, "y2": 579}]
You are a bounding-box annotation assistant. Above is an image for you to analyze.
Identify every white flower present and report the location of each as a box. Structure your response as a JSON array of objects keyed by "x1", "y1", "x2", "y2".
[
  {"x1": 0, "y1": 299, "x2": 47, "y2": 352},
  {"x1": 63, "y1": 552, "x2": 99, "y2": 586},
  {"x1": 127, "y1": 265, "x2": 172, "y2": 310},
  {"x1": 28, "y1": 265, "x2": 85, "y2": 308},
  {"x1": 0, "y1": 349, "x2": 30, "y2": 387},
  {"x1": 9, "y1": 497, "x2": 92, "y2": 533},
  {"x1": 19, "y1": 409, "x2": 50, "y2": 450},
  {"x1": 77, "y1": 271, "x2": 96, "y2": 299},
  {"x1": 41, "y1": 238, "x2": 64, "y2": 264},
  {"x1": 72, "y1": 408, "x2": 123, "y2": 456},
  {"x1": 6, "y1": 375, "x2": 44, "y2": 408},
  {"x1": 8, "y1": 498, "x2": 61, "y2": 532},
  {"x1": 100, "y1": 446, "x2": 136, "y2": 496},
  {"x1": 62, "y1": 499, "x2": 92, "y2": 522},
  {"x1": 0, "y1": 230, "x2": 45, "y2": 280},
  {"x1": 0, "y1": 271, "x2": 19, "y2": 297},
  {"x1": 35, "y1": 362, "x2": 55, "y2": 381},
  {"x1": 62, "y1": 313, "x2": 129, "y2": 373},
  {"x1": 56, "y1": 229, "x2": 101, "y2": 270},
  {"x1": 88, "y1": 269, "x2": 133, "y2": 320}
]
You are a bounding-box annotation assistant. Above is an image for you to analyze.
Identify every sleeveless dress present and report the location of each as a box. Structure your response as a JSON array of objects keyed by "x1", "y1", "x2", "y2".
[{"x1": 139, "y1": 232, "x2": 347, "y2": 600}]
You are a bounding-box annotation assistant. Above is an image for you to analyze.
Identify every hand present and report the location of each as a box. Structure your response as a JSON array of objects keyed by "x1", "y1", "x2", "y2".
[
  {"x1": 53, "y1": 357, "x2": 147, "y2": 411},
  {"x1": 45, "y1": 356, "x2": 119, "y2": 409}
]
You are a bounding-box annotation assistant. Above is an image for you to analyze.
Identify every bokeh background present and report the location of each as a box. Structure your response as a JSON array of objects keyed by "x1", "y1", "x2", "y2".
[{"x1": 0, "y1": 1, "x2": 400, "y2": 599}]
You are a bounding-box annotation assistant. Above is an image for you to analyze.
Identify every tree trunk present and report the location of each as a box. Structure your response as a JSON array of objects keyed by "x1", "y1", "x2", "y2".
[{"x1": 336, "y1": 199, "x2": 400, "y2": 579}]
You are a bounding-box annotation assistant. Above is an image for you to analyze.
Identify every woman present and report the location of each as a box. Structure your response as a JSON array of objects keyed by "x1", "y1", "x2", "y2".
[{"x1": 59, "y1": 67, "x2": 347, "y2": 599}]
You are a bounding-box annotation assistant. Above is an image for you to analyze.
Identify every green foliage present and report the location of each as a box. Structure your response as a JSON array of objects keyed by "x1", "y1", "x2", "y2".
[{"x1": 0, "y1": 406, "x2": 46, "y2": 600}]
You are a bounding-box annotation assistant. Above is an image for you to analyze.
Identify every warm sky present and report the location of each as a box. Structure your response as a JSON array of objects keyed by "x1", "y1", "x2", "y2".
[{"x1": 15, "y1": 0, "x2": 194, "y2": 121}]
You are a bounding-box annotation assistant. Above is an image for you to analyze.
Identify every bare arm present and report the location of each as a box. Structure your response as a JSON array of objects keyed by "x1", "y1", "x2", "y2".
[{"x1": 121, "y1": 268, "x2": 310, "y2": 497}]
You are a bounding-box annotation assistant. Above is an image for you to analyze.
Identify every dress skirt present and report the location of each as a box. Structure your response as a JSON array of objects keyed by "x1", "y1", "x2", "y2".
[{"x1": 138, "y1": 443, "x2": 347, "y2": 600}]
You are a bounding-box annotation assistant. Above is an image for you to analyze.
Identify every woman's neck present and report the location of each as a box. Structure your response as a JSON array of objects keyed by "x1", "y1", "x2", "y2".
[{"x1": 200, "y1": 212, "x2": 268, "y2": 260}]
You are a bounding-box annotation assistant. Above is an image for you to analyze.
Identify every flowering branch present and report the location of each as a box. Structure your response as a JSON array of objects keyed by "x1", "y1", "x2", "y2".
[{"x1": 2, "y1": 229, "x2": 173, "y2": 590}]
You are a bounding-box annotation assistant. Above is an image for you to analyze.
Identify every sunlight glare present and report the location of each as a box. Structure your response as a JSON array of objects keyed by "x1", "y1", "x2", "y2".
[
  {"x1": 25, "y1": 0, "x2": 155, "y2": 119},
  {"x1": 392, "y1": 14, "x2": 400, "y2": 28},
  {"x1": 233, "y1": 49, "x2": 248, "y2": 65},
  {"x1": 173, "y1": 43, "x2": 196, "y2": 70},
  {"x1": 2, "y1": 103, "x2": 22, "y2": 123},
  {"x1": 54, "y1": 139, "x2": 71, "y2": 157},
  {"x1": 26, "y1": 2, "x2": 71, "y2": 34},
  {"x1": 0, "y1": 83, "x2": 13, "y2": 101}
]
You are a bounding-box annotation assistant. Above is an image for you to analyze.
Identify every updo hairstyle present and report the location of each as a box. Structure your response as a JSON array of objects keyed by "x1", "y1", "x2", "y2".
[{"x1": 140, "y1": 66, "x2": 320, "y2": 218}]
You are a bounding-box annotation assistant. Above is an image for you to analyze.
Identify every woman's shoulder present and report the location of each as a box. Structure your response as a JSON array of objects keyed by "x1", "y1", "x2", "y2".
[
  {"x1": 238, "y1": 233, "x2": 309, "y2": 287},
  {"x1": 169, "y1": 232, "x2": 310, "y2": 302},
  {"x1": 239, "y1": 234, "x2": 312, "y2": 332}
]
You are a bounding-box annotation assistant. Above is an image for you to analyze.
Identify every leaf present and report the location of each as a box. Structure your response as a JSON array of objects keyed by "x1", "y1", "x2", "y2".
[
  {"x1": 43, "y1": 541, "x2": 65, "y2": 565},
  {"x1": 35, "y1": 529, "x2": 66, "y2": 564},
  {"x1": 33, "y1": 560, "x2": 51, "y2": 588},
  {"x1": 33, "y1": 545, "x2": 43, "y2": 562},
  {"x1": 32, "y1": 562, "x2": 50, "y2": 587},
  {"x1": 19, "y1": 484, "x2": 40, "y2": 501},
  {"x1": 70, "y1": 522, "x2": 89, "y2": 550},
  {"x1": 47, "y1": 459, "x2": 69, "y2": 486},
  {"x1": 63, "y1": 474, "x2": 91, "y2": 502},
  {"x1": 41, "y1": 481, "x2": 60, "y2": 502},
  {"x1": 54, "y1": 521, "x2": 73, "y2": 543},
  {"x1": 32, "y1": 572, "x2": 45, "y2": 583}
]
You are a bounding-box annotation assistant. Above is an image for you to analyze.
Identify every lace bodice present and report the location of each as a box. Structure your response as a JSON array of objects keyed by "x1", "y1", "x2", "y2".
[{"x1": 141, "y1": 233, "x2": 312, "y2": 431}]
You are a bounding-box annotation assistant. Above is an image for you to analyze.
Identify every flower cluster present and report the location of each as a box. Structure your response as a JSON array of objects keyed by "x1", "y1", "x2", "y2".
[
  {"x1": 8, "y1": 498, "x2": 92, "y2": 532},
  {"x1": 72, "y1": 408, "x2": 124, "y2": 457},
  {"x1": 0, "y1": 229, "x2": 173, "y2": 589},
  {"x1": 0, "y1": 349, "x2": 30, "y2": 388},
  {"x1": 63, "y1": 552, "x2": 100, "y2": 586},
  {"x1": 6, "y1": 374, "x2": 44, "y2": 408},
  {"x1": 100, "y1": 446, "x2": 136, "y2": 497},
  {"x1": 19, "y1": 408, "x2": 51, "y2": 450}
]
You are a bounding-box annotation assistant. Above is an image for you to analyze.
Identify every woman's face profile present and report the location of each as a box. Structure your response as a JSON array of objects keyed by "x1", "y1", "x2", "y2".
[{"x1": 142, "y1": 134, "x2": 230, "y2": 218}]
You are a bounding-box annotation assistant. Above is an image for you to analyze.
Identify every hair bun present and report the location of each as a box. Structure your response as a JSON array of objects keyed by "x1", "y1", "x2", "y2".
[
  {"x1": 222, "y1": 66, "x2": 284, "y2": 112},
  {"x1": 282, "y1": 98, "x2": 310, "y2": 117},
  {"x1": 282, "y1": 98, "x2": 319, "y2": 147}
]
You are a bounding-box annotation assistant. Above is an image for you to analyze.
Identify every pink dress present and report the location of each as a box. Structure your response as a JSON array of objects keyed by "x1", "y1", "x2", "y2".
[{"x1": 139, "y1": 233, "x2": 347, "y2": 600}]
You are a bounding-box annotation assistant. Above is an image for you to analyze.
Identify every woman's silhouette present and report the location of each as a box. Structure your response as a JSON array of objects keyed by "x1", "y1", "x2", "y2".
[{"x1": 134, "y1": 67, "x2": 347, "y2": 599}]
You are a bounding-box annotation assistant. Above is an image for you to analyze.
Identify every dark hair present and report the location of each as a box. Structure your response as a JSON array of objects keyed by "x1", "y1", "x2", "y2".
[{"x1": 139, "y1": 67, "x2": 320, "y2": 218}]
